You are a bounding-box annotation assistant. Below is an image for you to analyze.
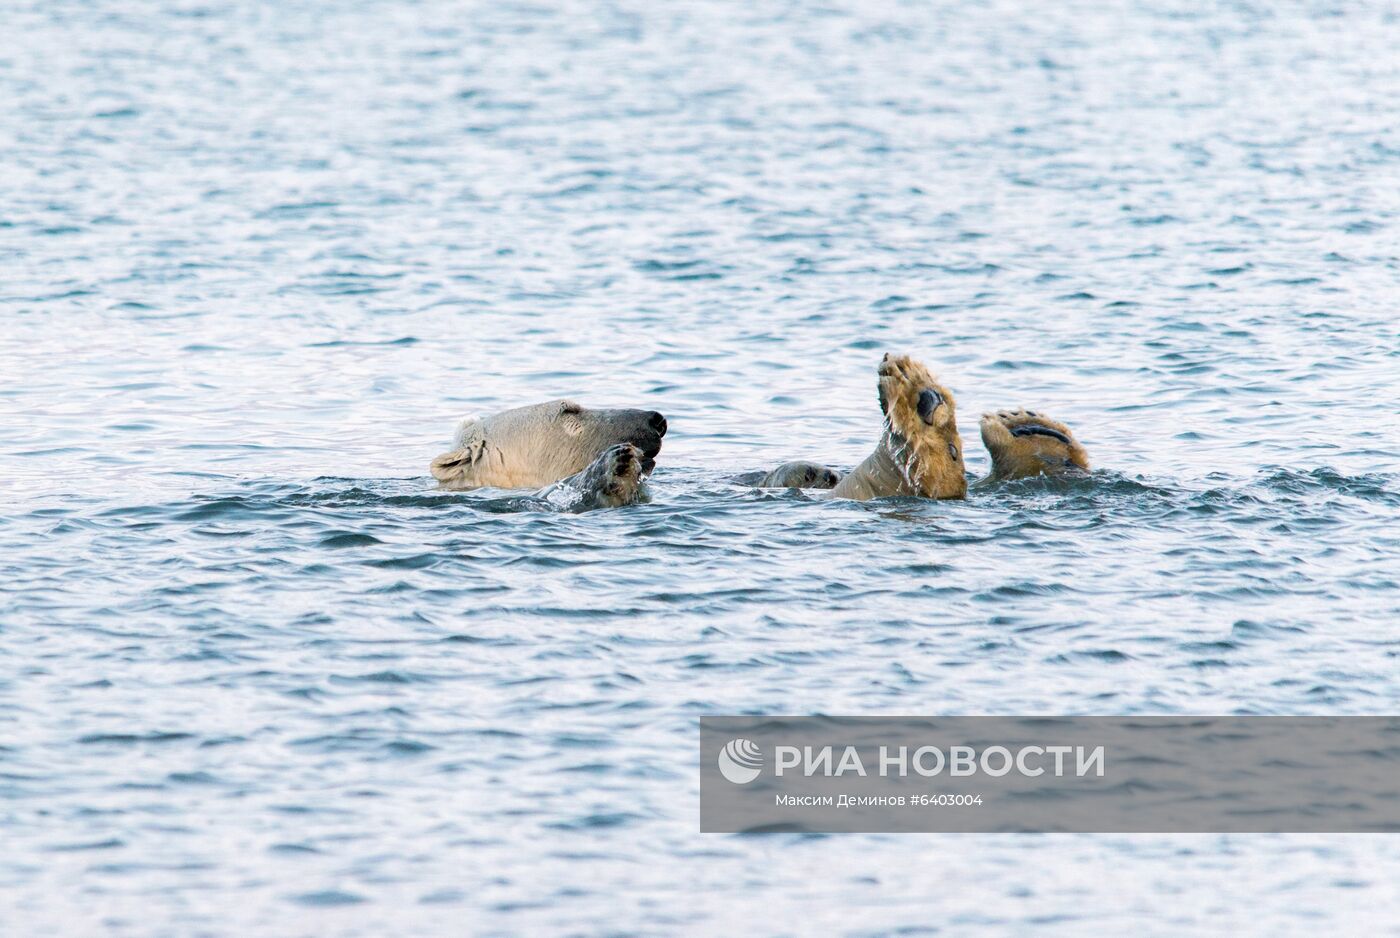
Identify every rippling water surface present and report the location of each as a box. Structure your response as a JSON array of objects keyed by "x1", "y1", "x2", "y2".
[{"x1": 3, "y1": 0, "x2": 1400, "y2": 933}]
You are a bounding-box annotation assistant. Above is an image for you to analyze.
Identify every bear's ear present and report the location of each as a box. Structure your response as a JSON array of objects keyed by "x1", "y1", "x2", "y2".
[
  {"x1": 430, "y1": 448, "x2": 471, "y2": 482},
  {"x1": 452, "y1": 414, "x2": 484, "y2": 449},
  {"x1": 430, "y1": 438, "x2": 486, "y2": 483}
]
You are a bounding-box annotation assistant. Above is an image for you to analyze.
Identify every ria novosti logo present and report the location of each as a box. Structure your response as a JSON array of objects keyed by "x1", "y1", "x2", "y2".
[{"x1": 717, "y1": 738, "x2": 763, "y2": 784}]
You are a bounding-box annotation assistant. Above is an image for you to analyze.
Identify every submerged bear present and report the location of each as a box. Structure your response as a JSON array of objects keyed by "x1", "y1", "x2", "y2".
[
  {"x1": 429, "y1": 399, "x2": 666, "y2": 510},
  {"x1": 756, "y1": 352, "x2": 1091, "y2": 497}
]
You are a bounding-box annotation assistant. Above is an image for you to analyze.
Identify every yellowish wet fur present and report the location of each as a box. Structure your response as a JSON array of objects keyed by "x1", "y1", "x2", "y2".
[
  {"x1": 978, "y1": 408, "x2": 1089, "y2": 481},
  {"x1": 830, "y1": 354, "x2": 967, "y2": 500}
]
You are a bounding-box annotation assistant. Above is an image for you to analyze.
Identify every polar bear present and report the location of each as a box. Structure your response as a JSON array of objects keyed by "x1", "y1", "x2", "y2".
[
  {"x1": 757, "y1": 354, "x2": 1088, "y2": 497},
  {"x1": 429, "y1": 399, "x2": 666, "y2": 491}
]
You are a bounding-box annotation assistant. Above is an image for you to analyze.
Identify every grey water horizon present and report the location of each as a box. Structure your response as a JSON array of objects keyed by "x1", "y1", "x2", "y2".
[{"x1": 3, "y1": 0, "x2": 1400, "y2": 934}]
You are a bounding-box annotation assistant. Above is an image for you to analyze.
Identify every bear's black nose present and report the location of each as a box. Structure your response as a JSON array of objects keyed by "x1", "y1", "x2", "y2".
[{"x1": 648, "y1": 411, "x2": 668, "y2": 436}]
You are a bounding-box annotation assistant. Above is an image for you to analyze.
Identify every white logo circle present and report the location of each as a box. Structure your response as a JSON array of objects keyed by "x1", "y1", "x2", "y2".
[{"x1": 717, "y1": 738, "x2": 763, "y2": 784}]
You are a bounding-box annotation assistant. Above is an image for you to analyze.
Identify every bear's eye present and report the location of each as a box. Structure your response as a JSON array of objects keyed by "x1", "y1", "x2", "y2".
[
  {"x1": 947, "y1": 442, "x2": 959, "y2": 461},
  {"x1": 559, "y1": 400, "x2": 583, "y2": 417}
]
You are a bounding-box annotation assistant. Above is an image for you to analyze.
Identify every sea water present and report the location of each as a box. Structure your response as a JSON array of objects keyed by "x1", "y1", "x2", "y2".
[{"x1": 2, "y1": 0, "x2": 1399, "y2": 933}]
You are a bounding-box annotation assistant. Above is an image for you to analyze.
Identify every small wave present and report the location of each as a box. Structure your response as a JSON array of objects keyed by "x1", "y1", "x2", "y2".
[{"x1": 1253, "y1": 466, "x2": 1398, "y2": 505}]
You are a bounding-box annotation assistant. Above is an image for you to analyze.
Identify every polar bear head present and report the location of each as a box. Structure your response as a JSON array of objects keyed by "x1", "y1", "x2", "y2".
[{"x1": 430, "y1": 399, "x2": 667, "y2": 490}]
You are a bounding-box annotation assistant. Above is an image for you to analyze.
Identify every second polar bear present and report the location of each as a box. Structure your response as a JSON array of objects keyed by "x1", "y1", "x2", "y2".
[{"x1": 759, "y1": 353, "x2": 1089, "y2": 497}]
